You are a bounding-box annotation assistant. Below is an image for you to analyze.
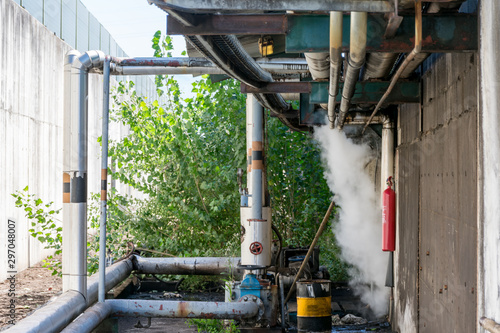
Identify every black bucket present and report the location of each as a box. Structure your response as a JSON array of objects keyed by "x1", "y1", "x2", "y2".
[{"x1": 297, "y1": 280, "x2": 331, "y2": 333}]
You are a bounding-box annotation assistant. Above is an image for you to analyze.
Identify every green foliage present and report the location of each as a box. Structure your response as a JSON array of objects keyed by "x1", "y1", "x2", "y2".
[
  {"x1": 187, "y1": 319, "x2": 240, "y2": 333},
  {"x1": 86, "y1": 189, "x2": 136, "y2": 275},
  {"x1": 108, "y1": 74, "x2": 246, "y2": 258},
  {"x1": 12, "y1": 186, "x2": 62, "y2": 276}
]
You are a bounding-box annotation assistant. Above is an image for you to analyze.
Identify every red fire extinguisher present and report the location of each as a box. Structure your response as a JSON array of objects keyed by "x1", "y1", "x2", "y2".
[{"x1": 382, "y1": 176, "x2": 396, "y2": 251}]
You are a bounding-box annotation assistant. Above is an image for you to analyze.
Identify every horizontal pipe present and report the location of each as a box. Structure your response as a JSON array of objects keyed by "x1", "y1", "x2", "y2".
[
  {"x1": 110, "y1": 57, "x2": 309, "y2": 76},
  {"x1": 132, "y1": 256, "x2": 243, "y2": 276},
  {"x1": 5, "y1": 258, "x2": 133, "y2": 333},
  {"x1": 107, "y1": 299, "x2": 259, "y2": 320},
  {"x1": 60, "y1": 302, "x2": 113, "y2": 333},
  {"x1": 4, "y1": 291, "x2": 86, "y2": 333}
]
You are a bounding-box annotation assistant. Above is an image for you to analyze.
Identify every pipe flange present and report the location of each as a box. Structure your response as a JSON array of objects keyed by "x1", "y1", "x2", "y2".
[{"x1": 238, "y1": 295, "x2": 264, "y2": 323}]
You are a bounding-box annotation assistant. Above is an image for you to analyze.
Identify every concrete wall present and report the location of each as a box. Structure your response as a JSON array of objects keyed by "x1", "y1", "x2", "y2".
[
  {"x1": 0, "y1": 0, "x2": 139, "y2": 282},
  {"x1": 393, "y1": 52, "x2": 478, "y2": 332}
]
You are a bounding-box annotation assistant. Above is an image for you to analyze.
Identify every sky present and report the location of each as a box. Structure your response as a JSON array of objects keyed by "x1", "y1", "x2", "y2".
[{"x1": 80, "y1": 0, "x2": 196, "y2": 93}]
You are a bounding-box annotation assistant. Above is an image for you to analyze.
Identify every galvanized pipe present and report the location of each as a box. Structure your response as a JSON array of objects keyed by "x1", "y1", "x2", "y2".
[
  {"x1": 63, "y1": 50, "x2": 104, "y2": 299},
  {"x1": 107, "y1": 299, "x2": 260, "y2": 320},
  {"x1": 479, "y1": 0, "x2": 500, "y2": 326},
  {"x1": 4, "y1": 258, "x2": 133, "y2": 333},
  {"x1": 60, "y1": 302, "x2": 113, "y2": 333},
  {"x1": 98, "y1": 56, "x2": 111, "y2": 304},
  {"x1": 337, "y1": 11, "x2": 367, "y2": 129},
  {"x1": 132, "y1": 256, "x2": 243, "y2": 276},
  {"x1": 112, "y1": 58, "x2": 310, "y2": 76},
  {"x1": 328, "y1": 11, "x2": 343, "y2": 128}
]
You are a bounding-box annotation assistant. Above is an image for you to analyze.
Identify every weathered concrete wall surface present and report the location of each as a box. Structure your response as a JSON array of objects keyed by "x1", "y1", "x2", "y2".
[
  {"x1": 394, "y1": 53, "x2": 478, "y2": 332},
  {"x1": 0, "y1": 0, "x2": 138, "y2": 281}
]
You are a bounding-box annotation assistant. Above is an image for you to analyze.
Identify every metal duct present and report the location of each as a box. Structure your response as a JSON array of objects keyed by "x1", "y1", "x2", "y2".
[
  {"x1": 363, "y1": 53, "x2": 398, "y2": 80},
  {"x1": 186, "y1": 34, "x2": 308, "y2": 131},
  {"x1": 337, "y1": 12, "x2": 368, "y2": 129},
  {"x1": 304, "y1": 53, "x2": 330, "y2": 80}
]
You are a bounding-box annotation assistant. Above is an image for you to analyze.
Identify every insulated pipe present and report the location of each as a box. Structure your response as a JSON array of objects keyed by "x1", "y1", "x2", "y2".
[
  {"x1": 479, "y1": 0, "x2": 500, "y2": 326},
  {"x1": 98, "y1": 56, "x2": 111, "y2": 304},
  {"x1": 132, "y1": 256, "x2": 243, "y2": 276},
  {"x1": 107, "y1": 299, "x2": 260, "y2": 320},
  {"x1": 60, "y1": 302, "x2": 113, "y2": 333},
  {"x1": 63, "y1": 50, "x2": 104, "y2": 299},
  {"x1": 241, "y1": 95, "x2": 272, "y2": 268},
  {"x1": 328, "y1": 11, "x2": 343, "y2": 128},
  {"x1": 381, "y1": 117, "x2": 394, "y2": 201},
  {"x1": 363, "y1": 1, "x2": 422, "y2": 132},
  {"x1": 304, "y1": 53, "x2": 330, "y2": 80},
  {"x1": 251, "y1": 95, "x2": 264, "y2": 220},
  {"x1": 4, "y1": 258, "x2": 133, "y2": 333},
  {"x1": 337, "y1": 12, "x2": 368, "y2": 129},
  {"x1": 363, "y1": 53, "x2": 398, "y2": 80}
]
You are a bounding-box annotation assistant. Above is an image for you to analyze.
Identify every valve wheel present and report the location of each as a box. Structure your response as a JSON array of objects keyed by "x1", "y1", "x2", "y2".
[{"x1": 249, "y1": 242, "x2": 263, "y2": 255}]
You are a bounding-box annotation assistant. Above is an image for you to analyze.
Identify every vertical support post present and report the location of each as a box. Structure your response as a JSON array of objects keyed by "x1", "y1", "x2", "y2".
[
  {"x1": 99, "y1": 56, "x2": 111, "y2": 303},
  {"x1": 479, "y1": 0, "x2": 500, "y2": 327},
  {"x1": 63, "y1": 50, "x2": 88, "y2": 300}
]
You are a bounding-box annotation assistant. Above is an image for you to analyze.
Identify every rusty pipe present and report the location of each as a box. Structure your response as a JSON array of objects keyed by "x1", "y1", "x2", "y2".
[
  {"x1": 132, "y1": 256, "x2": 243, "y2": 276},
  {"x1": 60, "y1": 302, "x2": 113, "y2": 333},
  {"x1": 4, "y1": 258, "x2": 133, "y2": 333},
  {"x1": 363, "y1": 0, "x2": 422, "y2": 132},
  {"x1": 337, "y1": 11, "x2": 367, "y2": 129},
  {"x1": 107, "y1": 299, "x2": 260, "y2": 320},
  {"x1": 328, "y1": 11, "x2": 343, "y2": 128}
]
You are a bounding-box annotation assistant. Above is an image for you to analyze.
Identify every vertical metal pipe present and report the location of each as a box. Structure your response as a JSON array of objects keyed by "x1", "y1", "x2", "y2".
[
  {"x1": 328, "y1": 11, "x2": 343, "y2": 128},
  {"x1": 479, "y1": 0, "x2": 500, "y2": 326},
  {"x1": 246, "y1": 96, "x2": 254, "y2": 206},
  {"x1": 337, "y1": 11, "x2": 367, "y2": 129},
  {"x1": 98, "y1": 56, "x2": 111, "y2": 303},
  {"x1": 63, "y1": 50, "x2": 81, "y2": 293},
  {"x1": 381, "y1": 117, "x2": 394, "y2": 201},
  {"x1": 63, "y1": 50, "x2": 88, "y2": 299},
  {"x1": 251, "y1": 95, "x2": 263, "y2": 219}
]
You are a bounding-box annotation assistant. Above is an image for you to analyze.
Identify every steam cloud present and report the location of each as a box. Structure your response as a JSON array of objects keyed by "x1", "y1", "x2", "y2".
[{"x1": 314, "y1": 126, "x2": 389, "y2": 317}]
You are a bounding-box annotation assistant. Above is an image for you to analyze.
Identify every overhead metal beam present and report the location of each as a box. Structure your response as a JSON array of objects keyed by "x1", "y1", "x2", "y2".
[
  {"x1": 286, "y1": 14, "x2": 477, "y2": 53},
  {"x1": 241, "y1": 81, "x2": 420, "y2": 104},
  {"x1": 167, "y1": 14, "x2": 287, "y2": 35},
  {"x1": 151, "y1": 0, "x2": 394, "y2": 13}
]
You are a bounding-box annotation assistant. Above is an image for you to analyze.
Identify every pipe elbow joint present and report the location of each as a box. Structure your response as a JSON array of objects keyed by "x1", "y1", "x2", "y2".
[{"x1": 79, "y1": 50, "x2": 106, "y2": 70}]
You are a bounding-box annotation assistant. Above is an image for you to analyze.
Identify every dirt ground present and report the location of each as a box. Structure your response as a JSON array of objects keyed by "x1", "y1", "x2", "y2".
[{"x1": 0, "y1": 257, "x2": 62, "y2": 330}]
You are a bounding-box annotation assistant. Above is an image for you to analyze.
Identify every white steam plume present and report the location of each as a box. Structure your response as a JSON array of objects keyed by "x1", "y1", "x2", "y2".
[{"x1": 314, "y1": 126, "x2": 389, "y2": 317}]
